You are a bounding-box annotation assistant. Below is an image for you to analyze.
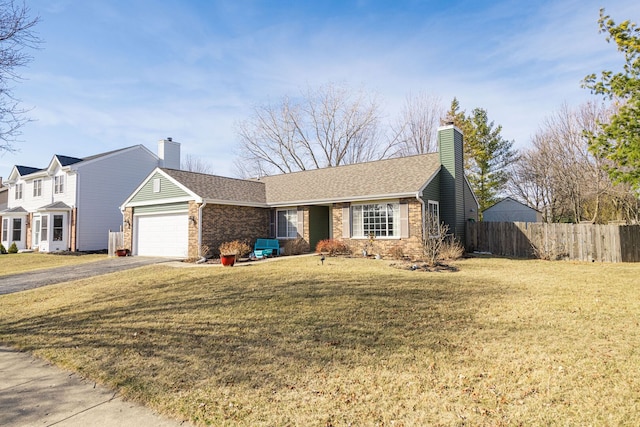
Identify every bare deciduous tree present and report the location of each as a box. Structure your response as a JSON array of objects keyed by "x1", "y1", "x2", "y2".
[
  {"x1": 0, "y1": 0, "x2": 40, "y2": 152},
  {"x1": 509, "y1": 101, "x2": 639, "y2": 223},
  {"x1": 234, "y1": 82, "x2": 387, "y2": 177},
  {"x1": 182, "y1": 154, "x2": 215, "y2": 174},
  {"x1": 389, "y1": 91, "x2": 444, "y2": 156}
]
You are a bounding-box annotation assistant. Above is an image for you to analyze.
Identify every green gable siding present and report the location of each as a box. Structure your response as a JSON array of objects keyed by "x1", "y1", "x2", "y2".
[
  {"x1": 438, "y1": 126, "x2": 465, "y2": 240},
  {"x1": 130, "y1": 172, "x2": 190, "y2": 203},
  {"x1": 135, "y1": 202, "x2": 189, "y2": 214},
  {"x1": 421, "y1": 173, "x2": 440, "y2": 203}
]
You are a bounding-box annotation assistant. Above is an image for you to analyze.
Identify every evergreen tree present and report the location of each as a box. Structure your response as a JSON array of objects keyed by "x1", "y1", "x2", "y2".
[{"x1": 583, "y1": 9, "x2": 640, "y2": 190}]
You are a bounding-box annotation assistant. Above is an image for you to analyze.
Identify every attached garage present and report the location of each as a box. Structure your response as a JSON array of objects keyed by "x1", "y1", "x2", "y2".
[{"x1": 134, "y1": 211, "x2": 189, "y2": 257}]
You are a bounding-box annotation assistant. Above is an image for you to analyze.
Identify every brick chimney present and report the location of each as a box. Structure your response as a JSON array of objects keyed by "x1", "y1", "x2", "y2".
[{"x1": 158, "y1": 137, "x2": 181, "y2": 169}]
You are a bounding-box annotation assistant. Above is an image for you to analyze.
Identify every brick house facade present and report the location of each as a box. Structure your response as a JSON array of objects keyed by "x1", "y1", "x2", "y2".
[{"x1": 121, "y1": 126, "x2": 478, "y2": 260}]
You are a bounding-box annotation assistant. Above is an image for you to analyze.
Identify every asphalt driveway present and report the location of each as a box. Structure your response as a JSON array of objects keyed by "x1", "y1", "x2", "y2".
[{"x1": 0, "y1": 257, "x2": 175, "y2": 295}]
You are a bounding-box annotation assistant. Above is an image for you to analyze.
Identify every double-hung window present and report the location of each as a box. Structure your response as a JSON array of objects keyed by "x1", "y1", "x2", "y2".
[
  {"x1": 12, "y1": 218, "x2": 22, "y2": 241},
  {"x1": 33, "y1": 179, "x2": 43, "y2": 197},
  {"x1": 53, "y1": 215, "x2": 63, "y2": 241},
  {"x1": 276, "y1": 209, "x2": 298, "y2": 239},
  {"x1": 54, "y1": 176, "x2": 64, "y2": 194},
  {"x1": 427, "y1": 200, "x2": 440, "y2": 237},
  {"x1": 1, "y1": 218, "x2": 7, "y2": 241},
  {"x1": 15, "y1": 184, "x2": 23, "y2": 200},
  {"x1": 351, "y1": 203, "x2": 400, "y2": 238},
  {"x1": 41, "y1": 216, "x2": 49, "y2": 242}
]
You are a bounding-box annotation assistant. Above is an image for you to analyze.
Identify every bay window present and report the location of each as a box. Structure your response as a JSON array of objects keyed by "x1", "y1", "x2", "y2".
[
  {"x1": 53, "y1": 215, "x2": 63, "y2": 241},
  {"x1": 12, "y1": 218, "x2": 22, "y2": 241}
]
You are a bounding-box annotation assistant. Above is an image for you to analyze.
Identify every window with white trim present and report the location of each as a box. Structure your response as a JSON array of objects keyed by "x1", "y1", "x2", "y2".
[
  {"x1": 2, "y1": 218, "x2": 7, "y2": 241},
  {"x1": 351, "y1": 203, "x2": 400, "y2": 238},
  {"x1": 153, "y1": 178, "x2": 161, "y2": 193},
  {"x1": 53, "y1": 215, "x2": 63, "y2": 241},
  {"x1": 12, "y1": 218, "x2": 22, "y2": 241},
  {"x1": 15, "y1": 183, "x2": 22, "y2": 200},
  {"x1": 41, "y1": 216, "x2": 48, "y2": 242},
  {"x1": 276, "y1": 209, "x2": 298, "y2": 238},
  {"x1": 427, "y1": 200, "x2": 440, "y2": 237},
  {"x1": 54, "y1": 176, "x2": 64, "y2": 194},
  {"x1": 33, "y1": 179, "x2": 42, "y2": 197}
]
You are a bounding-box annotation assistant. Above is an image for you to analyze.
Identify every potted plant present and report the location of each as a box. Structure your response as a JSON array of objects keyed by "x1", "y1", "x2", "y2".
[{"x1": 218, "y1": 240, "x2": 251, "y2": 267}]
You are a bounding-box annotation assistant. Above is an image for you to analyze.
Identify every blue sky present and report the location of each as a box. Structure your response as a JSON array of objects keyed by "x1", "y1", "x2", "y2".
[{"x1": 1, "y1": 0, "x2": 638, "y2": 178}]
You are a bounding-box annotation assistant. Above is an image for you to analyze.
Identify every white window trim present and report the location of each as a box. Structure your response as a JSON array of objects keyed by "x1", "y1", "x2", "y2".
[
  {"x1": 153, "y1": 178, "x2": 161, "y2": 193},
  {"x1": 427, "y1": 200, "x2": 440, "y2": 238},
  {"x1": 276, "y1": 209, "x2": 298, "y2": 239},
  {"x1": 350, "y1": 201, "x2": 401, "y2": 239},
  {"x1": 15, "y1": 183, "x2": 23, "y2": 200},
  {"x1": 54, "y1": 175, "x2": 65, "y2": 194},
  {"x1": 33, "y1": 179, "x2": 43, "y2": 197}
]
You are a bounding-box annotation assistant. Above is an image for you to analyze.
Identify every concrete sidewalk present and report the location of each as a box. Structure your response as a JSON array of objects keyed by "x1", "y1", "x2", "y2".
[{"x1": 0, "y1": 347, "x2": 189, "y2": 426}]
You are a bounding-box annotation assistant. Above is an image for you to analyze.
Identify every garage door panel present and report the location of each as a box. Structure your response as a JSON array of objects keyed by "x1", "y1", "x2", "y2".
[{"x1": 135, "y1": 213, "x2": 188, "y2": 257}]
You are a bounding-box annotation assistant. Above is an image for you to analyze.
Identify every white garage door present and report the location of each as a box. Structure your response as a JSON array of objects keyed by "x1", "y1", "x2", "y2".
[{"x1": 135, "y1": 213, "x2": 189, "y2": 257}]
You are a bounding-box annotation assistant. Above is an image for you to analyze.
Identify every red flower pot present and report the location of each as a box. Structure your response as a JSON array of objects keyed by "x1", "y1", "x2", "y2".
[{"x1": 220, "y1": 254, "x2": 236, "y2": 266}]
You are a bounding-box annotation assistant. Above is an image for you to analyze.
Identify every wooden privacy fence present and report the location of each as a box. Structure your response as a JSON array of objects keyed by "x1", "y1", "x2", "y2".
[
  {"x1": 466, "y1": 222, "x2": 640, "y2": 262},
  {"x1": 108, "y1": 231, "x2": 124, "y2": 257}
]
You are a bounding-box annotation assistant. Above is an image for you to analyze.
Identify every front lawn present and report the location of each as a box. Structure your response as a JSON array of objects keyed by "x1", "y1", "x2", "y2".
[
  {"x1": 0, "y1": 256, "x2": 638, "y2": 426},
  {"x1": 0, "y1": 252, "x2": 107, "y2": 276}
]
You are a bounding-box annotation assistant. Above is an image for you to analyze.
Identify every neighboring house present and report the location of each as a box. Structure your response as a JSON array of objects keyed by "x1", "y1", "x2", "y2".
[
  {"x1": 121, "y1": 125, "x2": 479, "y2": 259},
  {"x1": 0, "y1": 178, "x2": 8, "y2": 244},
  {"x1": 482, "y1": 197, "x2": 542, "y2": 222},
  {"x1": 1, "y1": 139, "x2": 181, "y2": 252}
]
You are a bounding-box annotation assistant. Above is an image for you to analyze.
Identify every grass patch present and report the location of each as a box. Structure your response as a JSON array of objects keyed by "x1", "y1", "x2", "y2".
[
  {"x1": 1, "y1": 256, "x2": 639, "y2": 425},
  {"x1": 0, "y1": 252, "x2": 107, "y2": 276}
]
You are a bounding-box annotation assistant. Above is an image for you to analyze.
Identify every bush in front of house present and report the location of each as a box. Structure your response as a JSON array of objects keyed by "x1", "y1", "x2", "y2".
[
  {"x1": 0, "y1": 243, "x2": 7, "y2": 254},
  {"x1": 8, "y1": 242, "x2": 18, "y2": 254},
  {"x1": 283, "y1": 238, "x2": 308, "y2": 255},
  {"x1": 315, "y1": 239, "x2": 350, "y2": 256},
  {"x1": 219, "y1": 240, "x2": 251, "y2": 257}
]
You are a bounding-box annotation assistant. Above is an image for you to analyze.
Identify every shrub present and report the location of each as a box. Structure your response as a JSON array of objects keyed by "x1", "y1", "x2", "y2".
[
  {"x1": 315, "y1": 239, "x2": 350, "y2": 256},
  {"x1": 283, "y1": 238, "x2": 308, "y2": 255},
  {"x1": 438, "y1": 238, "x2": 464, "y2": 261},
  {"x1": 0, "y1": 243, "x2": 6, "y2": 254},
  {"x1": 219, "y1": 240, "x2": 251, "y2": 257},
  {"x1": 389, "y1": 244, "x2": 405, "y2": 260},
  {"x1": 8, "y1": 242, "x2": 18, "y2": 254}
]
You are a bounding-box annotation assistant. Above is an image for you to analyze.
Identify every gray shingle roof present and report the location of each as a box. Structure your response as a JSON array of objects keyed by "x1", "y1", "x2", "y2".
[
  {"x1": 162, "y1": 168, "x2": 267, "y2": 205},
  {"x1": 258, "y1": 153, "x2": 440, "y2": 205},
  {"x1": 38, "y1": 202, "x2": 72, "y2": 211}
]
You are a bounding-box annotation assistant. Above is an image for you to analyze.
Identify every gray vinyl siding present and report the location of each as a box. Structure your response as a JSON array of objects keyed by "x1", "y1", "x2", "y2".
[
  {"x1": 135, "y1": 202, "x2": 189, "y2": 214},
  {"x1": 129, "y1": 172, "x2": 189, "y2": 203}
]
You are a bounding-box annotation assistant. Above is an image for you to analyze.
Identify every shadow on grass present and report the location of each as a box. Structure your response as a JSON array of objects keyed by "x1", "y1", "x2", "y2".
[{"x1": 0, "y1": 262, "x2": 515, "y2": 398}]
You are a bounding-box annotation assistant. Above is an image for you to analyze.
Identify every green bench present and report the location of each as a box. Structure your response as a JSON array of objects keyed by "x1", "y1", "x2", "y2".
[{"x1": 254, "y1": 238, "x2": 281, "y2": 258}]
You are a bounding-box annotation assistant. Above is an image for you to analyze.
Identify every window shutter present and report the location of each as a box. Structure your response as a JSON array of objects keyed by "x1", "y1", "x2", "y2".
[
  {"x1": 400, "y1": 202, "x2": 409, "y2": 238},
  {"x1": 269, "y1": 210, "x2": 276, "y2": 238},
  {"x1": 342, "y1": 206, "x2": 351, "y2": 238},
  {"x1": 297, "y1": 209, "x2": 304, "y2": 238}
]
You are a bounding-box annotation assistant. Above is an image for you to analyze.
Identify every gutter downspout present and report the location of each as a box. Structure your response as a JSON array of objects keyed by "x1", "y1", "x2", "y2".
[{"x1": 196, "y1": 201, "x2": 207, "y2": 263}]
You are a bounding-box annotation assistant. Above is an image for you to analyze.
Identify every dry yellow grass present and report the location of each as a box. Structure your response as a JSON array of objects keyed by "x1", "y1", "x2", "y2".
[
  {"x1": 1, "y1": 256, "x2": 639, "y2": 426},
  {"x1": 0, "y1": 252, "x2": 107, "y2": 276}
]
